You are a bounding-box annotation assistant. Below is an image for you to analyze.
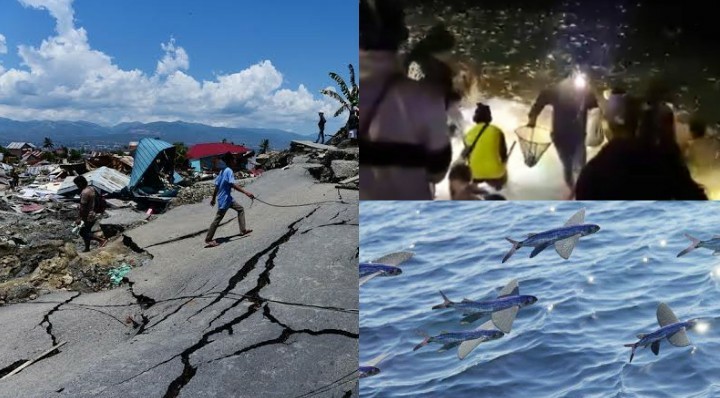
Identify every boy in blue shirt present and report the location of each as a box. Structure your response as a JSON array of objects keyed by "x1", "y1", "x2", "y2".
[{"x1": 205, "y1": 153, "x2": 255, "y2": 247}]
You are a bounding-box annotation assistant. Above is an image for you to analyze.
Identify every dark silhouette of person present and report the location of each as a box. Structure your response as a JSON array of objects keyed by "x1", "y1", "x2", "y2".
[
  {"x1": 575, "y1": 99, "x2": 707, "y2": 200},
  {"x1": 347, "y1": 108, "x2": 359, "y2": 142},
  {"x1": 316, "y1": 112, "x2": 327, "y2": 144},
  {"x1": 527, "y1": 71, "x2": 598, "y2": 190}
]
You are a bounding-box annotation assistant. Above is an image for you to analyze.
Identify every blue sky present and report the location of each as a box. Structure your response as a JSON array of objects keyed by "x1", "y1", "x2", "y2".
[{"x1": 0, "y1": 0, "x2": 358, "y2": 134}]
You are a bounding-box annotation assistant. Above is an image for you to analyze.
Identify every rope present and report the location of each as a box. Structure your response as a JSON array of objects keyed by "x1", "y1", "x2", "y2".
[{"x1": 252, "y1": 197, "x2": 347, "y2": 208}]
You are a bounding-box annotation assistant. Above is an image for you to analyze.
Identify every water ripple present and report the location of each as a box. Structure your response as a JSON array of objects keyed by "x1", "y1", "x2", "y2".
[{"x1": 360, "y1": 201, "x2": 720, "y2": 397}]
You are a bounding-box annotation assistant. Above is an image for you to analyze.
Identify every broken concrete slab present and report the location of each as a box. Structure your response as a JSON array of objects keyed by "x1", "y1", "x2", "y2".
[
  {"x1": 290, "y1": 141, "x2": 339, "y2": 152},
  {"x1": 100, "y1": 209, "x2": 148, "y2": 230},
  {"x1": 330, "y1": 160, "x2": 358, "y2": 180}
]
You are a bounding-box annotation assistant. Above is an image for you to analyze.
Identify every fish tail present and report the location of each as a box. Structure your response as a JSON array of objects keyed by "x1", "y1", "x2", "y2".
[
  {"x1": 677, "y1": 234, "x2": 701, "y2": 257},
  {"x1": 502, "y1": 238, "x2": 521, "y2": 263},
  {"x1": 432, "y1": 291, "x2": 453, "y2": 310},
  {"x1": 624, "y1": 343, "x2": 636, "y2": 363},
  {"x1": 413, "y1": 331, "x2": 431, "y2": 351}
]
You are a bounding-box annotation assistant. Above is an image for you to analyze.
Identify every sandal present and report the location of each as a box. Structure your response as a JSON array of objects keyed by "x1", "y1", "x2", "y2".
[{"x1": 205, "y1": 240, "x2": 220, "y2": 248}]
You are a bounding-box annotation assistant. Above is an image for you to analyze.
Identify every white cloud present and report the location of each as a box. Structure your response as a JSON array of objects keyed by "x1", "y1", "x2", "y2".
[
  {"x1": 0, "y1": 0, "x2": 340, "y2": 132},
  {"x1": 0, "y1": 34, "x2": 6, "y2": 54},
  {"x1": 156, "y1": 37, "x2": 189, "y2": 76}
]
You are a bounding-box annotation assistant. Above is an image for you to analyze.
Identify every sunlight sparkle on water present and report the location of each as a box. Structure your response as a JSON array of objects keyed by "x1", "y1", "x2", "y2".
[
  {"x1": 588, "y1": 275, "x2": 595, "y2": 284},
  {"x1": 695, "y1": 321, "x2": 710, "y2": 334},
  {"x1": 659, "y1": 239, "x2": 667, "y2": 247},
  {"x1": 547, "y1": 303, "x2": 555, "y2": 312},
  {"x1": 549, "y1": 206, "x2": 556, "y2": 213},
  {"x1": 711, "y1": 265, "x2": 720, "y2": 280},
  {"x1": 642, "y1": 257, "x2": 649, "y2": 263},
  {"x1": 409, "y1": 243, "x2": 416, "y2": 249}
]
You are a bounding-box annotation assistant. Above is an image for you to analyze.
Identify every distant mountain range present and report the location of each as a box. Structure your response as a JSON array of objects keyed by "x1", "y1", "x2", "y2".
[{"x1": 0, "y1": 117, "x2": 312, "y2": 150}]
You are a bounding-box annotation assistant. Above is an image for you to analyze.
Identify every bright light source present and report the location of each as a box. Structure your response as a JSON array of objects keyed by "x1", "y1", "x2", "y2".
[
  {"x1": 549, "y1": 206, "x2": 556, "y2": 212},
  {"x1": 660, "y1": 239, "x2": 667, "y2": 247},
  {"x1": 713, "y1": 265, "x2": 720, "y2": 279},
  {"x1": 695, "y1": 322, "x2": 710, "y2": 334},
  {"x1": 547, "y1": 303, "x2": 555, "y2": 312},
  {"x1": 642, "y1": 257, "x2": 649, "y2": 263},
  {"x1": 574, "y1": 74, "x2": 587, "y2": 90},
  {"x1": 588, "y1": 275, "x2": 595, "y2": 284}
]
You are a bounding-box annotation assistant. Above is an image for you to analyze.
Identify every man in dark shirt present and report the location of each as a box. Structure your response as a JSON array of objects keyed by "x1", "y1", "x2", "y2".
[
  {"x1": 74, "y1": 176, "x2": 107, "y2": 252},
  {"x1": 316, "y1": 112, "x2": 327, "y2": 144},
  {"x1": 528, "y1": 72, "x2": 598, "y2": 190}
]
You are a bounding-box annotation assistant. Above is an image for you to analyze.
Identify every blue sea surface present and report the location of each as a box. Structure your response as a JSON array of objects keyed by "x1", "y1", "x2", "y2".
[{"x1": 360, "y1": 201, "x2": 720, "y2": 398}]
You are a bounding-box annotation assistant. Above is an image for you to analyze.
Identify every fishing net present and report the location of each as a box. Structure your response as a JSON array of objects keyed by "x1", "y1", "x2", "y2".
[{"x1": 515, "y1": 126, "x2": 553, "y2": 168}]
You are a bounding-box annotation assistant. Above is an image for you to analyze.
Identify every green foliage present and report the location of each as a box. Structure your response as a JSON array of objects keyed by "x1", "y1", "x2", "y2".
[
  {"x1": 43, "y1": 137, "x2": 54, "y2": 150},
  {"x1": 41, "y1": 151, "x2": 56, "y2": 162},
  {"x1": 320, "y1": 64, "x2": 359, "y2": 118},
  {"x1": 173, "y1": 142, "x2": 189, "y2": 168},
  {"x1": 69, "y1": 149, "x2": 82, "y2": 161},
  {"x1": 259, "y1": 139, "x2": 270, "y2": 154}
]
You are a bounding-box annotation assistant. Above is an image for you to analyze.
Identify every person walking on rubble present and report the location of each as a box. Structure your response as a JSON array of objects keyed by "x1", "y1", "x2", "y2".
[
  {"x1": 316, "y1": 112, "x2": 327, "y2": 144},
  {"x1": 9, "y1": 169, "x2": 19, "y2": 190},
  {"x1": 73, "y1": 176, "x2": 108, "y2": 252},
  {"x1": 205, "y1": 153, "x2": 255, "y2": 248}
]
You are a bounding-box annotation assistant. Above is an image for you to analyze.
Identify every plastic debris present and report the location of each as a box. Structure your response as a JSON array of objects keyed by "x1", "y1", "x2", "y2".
[{"x1": 108, "y1": 263, "x2": 132, "y2": 286}]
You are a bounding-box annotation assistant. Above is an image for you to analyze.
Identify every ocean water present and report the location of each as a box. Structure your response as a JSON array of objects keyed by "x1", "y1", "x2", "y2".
[{"x1": 359, "y1": 201, "x2": 720, "y2": 398}]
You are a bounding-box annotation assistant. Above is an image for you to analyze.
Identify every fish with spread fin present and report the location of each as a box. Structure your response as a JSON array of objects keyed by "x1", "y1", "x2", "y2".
[{"x1": 502, "y1": 208, "x2": 600, "y2": 263}]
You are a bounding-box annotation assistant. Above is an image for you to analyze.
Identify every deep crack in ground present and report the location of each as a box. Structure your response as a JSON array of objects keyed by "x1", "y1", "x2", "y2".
[
  {"x1": 39, "y1": 292, "x2": 81, "y2": 346},
  {"x1": 162, "y1": 207, "x2": 322, "y2": 397},
  {"x1": 190, "y1": 207, "x2": 320, "y2": 324}
]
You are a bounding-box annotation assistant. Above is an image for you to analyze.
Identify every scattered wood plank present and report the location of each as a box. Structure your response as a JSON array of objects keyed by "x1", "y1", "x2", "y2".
[{"x1": 0, "y1": 341, "x2": 66, "y2": 380}]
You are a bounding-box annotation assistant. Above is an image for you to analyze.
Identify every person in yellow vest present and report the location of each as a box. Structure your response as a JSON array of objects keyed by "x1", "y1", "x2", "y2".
[{"x1": 463, "y1": 103, "x2": 509, "y2": 190}]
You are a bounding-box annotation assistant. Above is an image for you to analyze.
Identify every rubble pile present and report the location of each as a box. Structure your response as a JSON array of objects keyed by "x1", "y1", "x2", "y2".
[
  {"x1": 0, "y1": 137, "x2": 356, "y2": 305},
  {"x1": 0, "y1": 204, "x2": 152, "y2": 304},
  {"x1": 280, "y1": 141, "x2": 359, "y2": 184},
  {"x1": 170, "y1": 181, "x2": 216, "y2": 207}
]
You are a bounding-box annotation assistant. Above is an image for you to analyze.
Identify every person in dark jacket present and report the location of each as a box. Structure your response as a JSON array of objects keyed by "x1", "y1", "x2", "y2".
[
  {"x1": 316, "y1": 112, "x2": 327, "y2": 144},
  {"x1": 527, "y1": 71, "x2": 598, "y2": 190},
  {"x1": 575, "y1": 101, "x2": 707, "y2": 200},
  {"x1": 347, "y1": 108, "x2": 359, "y2": 141}
]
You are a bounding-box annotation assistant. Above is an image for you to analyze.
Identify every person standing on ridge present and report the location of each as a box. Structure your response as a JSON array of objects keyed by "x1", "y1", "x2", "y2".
[
  {"x1": 347, "y1": 107, "x2": 359, "y2": 142},
  {"x1": 205, "y1": 153, "x2": 255, "y2": 248},
  {"x1": 316, "y1": 112, "x2": 327, "y2": 144},
  {"x1": 527, "y1": 70, "x2": 598, "y2": 191}
]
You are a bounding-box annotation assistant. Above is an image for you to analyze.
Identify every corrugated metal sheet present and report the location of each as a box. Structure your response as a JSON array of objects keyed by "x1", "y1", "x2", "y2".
[
  {"x1": 128, "y1": 138, "x2": 174, "y2": 190},
  {"x1": 7, "y1": 142, "x2": 36, "y2": 150},
  {"x1": 57, "y1": 166, "x2": 130, "y2": 196}
]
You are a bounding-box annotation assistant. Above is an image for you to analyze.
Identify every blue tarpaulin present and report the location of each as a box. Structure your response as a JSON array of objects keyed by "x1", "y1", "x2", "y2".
[{"x1": 128, "y1": 138, "x2": 183, "y2": 191}]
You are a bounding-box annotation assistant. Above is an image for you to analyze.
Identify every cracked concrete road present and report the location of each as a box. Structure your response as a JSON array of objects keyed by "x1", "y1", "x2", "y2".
[{"x1": 0, "y1": 164, "x2": 359, "y2": 398}]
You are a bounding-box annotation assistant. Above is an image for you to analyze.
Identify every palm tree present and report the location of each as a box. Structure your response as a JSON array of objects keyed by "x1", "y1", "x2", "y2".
[
  {"x1": 173, "y1": 142, "x2": 188, "y2": 168},
  {"x1": 259, "y1": 139, "x2": 270, "y2": 154},
  {"x1": 320, "y1": 64, "x2": 358, "y2": 118},
  {"x1": 43, "y1": 137, "x2": 54, "y2": 150}
]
